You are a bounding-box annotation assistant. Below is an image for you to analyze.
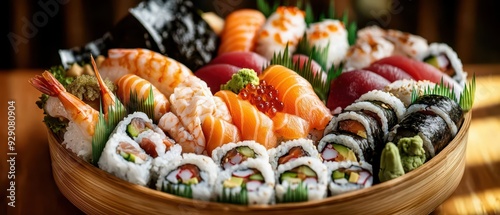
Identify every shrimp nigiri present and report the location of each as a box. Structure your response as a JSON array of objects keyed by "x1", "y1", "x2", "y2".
[
  {"x1": 215, "y1": 90, "x2": 277, "y2": 149},
  {"x1": 29, "y1": 71, "x2": 99, "y2": 161},
  {"x1": 98, "y1": 48, "x2": 193, "y2": 98},
  {"x1": 260, "y1": 65, "x2": 333, "y2": 131},
  {"x1": 116, "y1": 74, "x2": 170, "y2": 122},
  {"x1": 255, "y1": 6, "x2": 306, "y2": 59},
  {"x1": 218, "y1": 9, "x2": 266, "y2": 55}
]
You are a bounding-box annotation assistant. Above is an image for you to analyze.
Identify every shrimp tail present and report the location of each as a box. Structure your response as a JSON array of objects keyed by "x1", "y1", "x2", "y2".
[
  {"x1": 91, "y1": 55, "x2": 121, "y2": 116},
  {"x1": 29, "y1": 71, "x2": 66, "y2": 96}
]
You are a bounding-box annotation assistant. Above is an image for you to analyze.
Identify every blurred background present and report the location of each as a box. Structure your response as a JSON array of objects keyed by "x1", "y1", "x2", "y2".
[{"x1": 1, "y1": 0, "x2": 499, "y2": 69}]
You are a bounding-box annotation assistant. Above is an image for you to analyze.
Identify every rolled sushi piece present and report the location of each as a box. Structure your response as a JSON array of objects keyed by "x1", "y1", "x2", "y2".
[
  {"x1": 355, "y1": 90, "x2": 407, "y2": 122},
  {"x1": 418, "y1": 43, "x2": 466, "y2": 86},
  {"x1": 326, "y1": 161, "x2": 373, "y2": 196},
  {"x1": 317, "y1": 132, "x2": 368, "y2": 163},
  {"x1": 344, "y1": 101, "x2": 397, "y2": 136},
  {"x1": 405, "y1": 95, "x2": 464, "y2": 136},
  {"x1": 386, "y1": 111, "x2": 452, "y2": 158},
  {"x1": 306, "y1": 19, "x2": 349, "y2": 69},
  {"x1": 255, "y1": 6, "x2": 306, "y2": 59},
  {"x1": 275, "y1": 157, "x2": 328, "y2": 203},
  {"x1": 212, "y1": 140, "x2": 269, "y2": 170},
  {"x1": 324, "y1": 111, "x2": 383, "y2": 153},
  {"x1": 98, "y1": 133, "x2": 152, "y2": 186},
  {"x1": 215, "y1": 159, "x2": 275, "y2": 205},
  {"x1": 114, "y1": 112, "x2": 175, "y2": 158},
  {"x1": 155, "y1": 153, "x2": 218, "y2": 201},
  {"x1": 268, "y1": 138, "x2": 320, "y2": 170}
]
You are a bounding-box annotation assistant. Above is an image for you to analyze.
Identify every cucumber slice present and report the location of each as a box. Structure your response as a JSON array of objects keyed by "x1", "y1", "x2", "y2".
[
  {"x1": 236, "y1": 146, "x2": 255, "y2": 158},
  {"x1": 332, "y1": 170, "x2": 345, "y2": 180},
  {"x1": 249, "y1": 173, "x2": 264, "y2": 181},
  {"x1": 298, "y1": 166, "x2": 317, "y2": 177},
  {"x1": 126, "y1": 123, "x2": 142, "y2": 138}
]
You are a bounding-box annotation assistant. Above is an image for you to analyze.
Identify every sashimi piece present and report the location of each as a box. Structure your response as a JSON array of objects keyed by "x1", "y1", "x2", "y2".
[
  {"x1": 260, "y1": 65, "x2": 332, "y2": 131},
  {"x1": 208, "y1": 51, "x2": 268, "y2": 75},
  {"x1": 202, "y1": 115, "x2": 241, "y2": 156},
  {"x1": 215, "y1": 90, "x2": 277, "y2": 149},
  {"x1": 364, "y1": 64, "x2": 413, "y2": 82},
  {"x1": 272, "y1": 112, "x2": 310, "y2": 140},
  {"x1": 327, "y1": 70, "x2": 391, "y2": 112},
  {"x1": 218, "y1": 9, "x2": 265, "y2": 55},
  {"x1": 194, "y1": 64, "x2": 241, "y2": 94}
]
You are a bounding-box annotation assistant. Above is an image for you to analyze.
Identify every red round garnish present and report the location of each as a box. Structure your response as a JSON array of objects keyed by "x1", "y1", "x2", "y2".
[{"x1": 238, "y1": 80, "x2": 284, "y2": 117}]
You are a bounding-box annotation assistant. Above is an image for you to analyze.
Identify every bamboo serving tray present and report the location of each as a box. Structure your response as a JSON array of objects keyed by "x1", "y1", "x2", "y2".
[{"x1": 47, "y1": 112, "x2": 471, "y2": 215}]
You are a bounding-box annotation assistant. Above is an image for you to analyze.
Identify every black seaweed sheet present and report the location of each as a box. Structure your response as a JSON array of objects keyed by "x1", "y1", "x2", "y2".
[
  {"x1": 59, "y1": 0, "x2": 218, "y2": 71},
  {"x1": 410, "y1": 95, "x2": 464, "y2": 129}
]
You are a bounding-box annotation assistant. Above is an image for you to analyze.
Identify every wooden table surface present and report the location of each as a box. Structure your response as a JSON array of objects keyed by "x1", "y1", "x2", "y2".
[{"x1": 1, "y1": 65, "x2": 499, "y2": 215}]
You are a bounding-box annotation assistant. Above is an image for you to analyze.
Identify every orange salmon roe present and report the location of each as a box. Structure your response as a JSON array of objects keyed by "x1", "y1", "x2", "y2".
[{"x1": 239, "y1": 80, "x2": 284, "y2": 117}]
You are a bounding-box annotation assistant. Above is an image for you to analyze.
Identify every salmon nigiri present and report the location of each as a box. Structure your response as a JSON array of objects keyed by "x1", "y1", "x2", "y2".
[
  {"x1": 202, "y1": 115, "x2": 241, "y2": 156},
  {"x1": 215, "y1": 90, "x2": 277, "y2": 149},
  {"x1": 260, "y1": 65, "x2": 333, "y2": 131},
  {"x1": 218, "y1": 9, "x2": 265, "y2": 55}
]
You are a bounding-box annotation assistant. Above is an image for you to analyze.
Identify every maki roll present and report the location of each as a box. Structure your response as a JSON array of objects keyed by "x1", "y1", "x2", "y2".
[
  {"x1": 59, "y1": 0, "x2": 218, "y2": 71},
  {"x1": 305, "y1": 19, "x2": 349, "y2": 69},
  {"x1": 418, "y1": 43, "x2": 466, "y2": 86},
  {"x1": 326, "y1": 161, "x2": 373, "y2": 196},
  {"x1": 156, "y1": 153, "x2": 218, "y2": 201},
  {"x1": 344, "y1": 101, "x2": 397, "y2": 136},
  {"x1": 355, "y1": 90, "x2": 407, "y2": 122},
  {"x1": 98, "y1": 133, "x2": 152, "y2": 186},
  {"x1": 211, "y1": 140, "x2": 269, "y2": 170},
  {"x1": 405, "y1": 95, "x2": 464, "y2": 136},
  {"x1": 268, "y1": 138, "x2": 320, "y2": 170},
  {"x1": 215, "y1": 159, "x2": 275, "y2": 205},
  {"x1": 318, "y1": 132, "x2": 368, "y2": 163},
  {"x1": 275, "y1": 157, "x2": 328, "y2": 203}
]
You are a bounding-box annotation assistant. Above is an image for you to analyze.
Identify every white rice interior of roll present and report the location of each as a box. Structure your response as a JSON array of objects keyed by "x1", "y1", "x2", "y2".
[
  {"x1": 324, "y1": 111, "x2": 376, "y2": 150},
  {"x1": 135, "y1": 129, "x2": 166, "y2": 157},
  {"x1": 155, "y1": 153, "x2": 218, "y2": 201},
  {"x1": 326, "y1": 161, "x2": 373, "y2": 196},
  {"x1": 356, "y1": 90, "x2": 406, "y2": 121},
  {"x1": 215, "y1": 159, "x2": 275, "y2": 205},
  {"x1": 63, "y1": 121, "x2": 92, "y2": 162},
  {"x1": 98, "y1": 133, "x2": 152, "y2": 186},
  {"x1": 317, "y1": 133, "x2": 365, "y2": 162},
  {"x1": 383, "y1": 80, "x2": 436, "y2": 107},
  {"x1": 417, "y1": 43, "x2": 466, "y2": 86},
  {"x1": 345, "y1": 101, "x2": 390, "y2": 134},
  {"x1": 405, "y1": 105, "x2": 458, "y2": 136},
  {"x1": 268, "y1": 138, "x2": 319, "y2": 170},
  {"x1": 212, "y1": 140, "x2": 269, "y2": 169},
  {"x1": 386, "y1": 125, "x2": 435, "y2": 158},
  {"x1": 275, "y1": 157, "x2": 328, "y2": 202},
  {"x1": 150, "y1": 144, "x2": 182, "y2": 181}
]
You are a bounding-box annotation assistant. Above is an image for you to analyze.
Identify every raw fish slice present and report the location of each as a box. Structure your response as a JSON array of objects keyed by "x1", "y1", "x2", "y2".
[
  {"x1": 202, "y1": 115, "x2": 241, "y2": 156},
  {"x1": 194, "y1": 64, "x2": 241, "y2": 94},
  {"x1": 208, "y1": 51, "x2": 268, "y2": 75},
  {"x1": 219, "y1": 9, "x2": 265, "y2": 55},
  {"x1": 260, "y1": 65, "x2": 332, "y2": 131},
  {"x1": 327, "y1": 70, "x2": 391, "y2": 112},
  {"x1": 272, "y1": 112, "x2": 310, "y2": 140},
  {"x1": 364, "y1": 64, "x2": 413, "y2": 82},
  {"x1": 215, "y1": 90, "x2": 277, "y2": 149}
]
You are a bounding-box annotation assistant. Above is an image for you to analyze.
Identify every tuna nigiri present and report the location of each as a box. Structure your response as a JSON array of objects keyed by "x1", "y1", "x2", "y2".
[
  {"x1": 260, "y1": 65, "x2": 332, "y2": 131},
  {"x1": 218, "y1": 9, "x2": 266, "y2": 55},
  {"x1": 215, "y1": 90, "x2": 277, "y2": 149},
  {"x1": 202, "y1": 115, "x2": 241, "y2": 156}
]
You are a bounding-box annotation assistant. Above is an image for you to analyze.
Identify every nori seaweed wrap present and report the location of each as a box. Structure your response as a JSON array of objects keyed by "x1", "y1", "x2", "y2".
[{"x1": 59, "y1": 0, "x2": 218, "y2": 71}]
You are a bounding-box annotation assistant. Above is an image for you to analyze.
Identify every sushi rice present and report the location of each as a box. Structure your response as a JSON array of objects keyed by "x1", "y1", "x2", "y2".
[
  {"x1": 268, "y1": 138, "x2": 320, "y2": 170},
  {"x1": 326, "y1": 161, "x2": 373, "y2": 196},
  {"x1": 212, "y1": 140, "x2": 270, "y2": 170}
]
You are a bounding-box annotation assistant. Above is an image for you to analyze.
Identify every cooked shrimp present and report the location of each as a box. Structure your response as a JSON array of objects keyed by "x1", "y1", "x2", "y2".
[
  {"x1": 116, "y1": 74, "x2": 170, "y2": 122},
  {"x1": 29, "y1": 71, "x2": 98, "y2": 136},
  {"x1": 98, "y1": 48, "x2": 193, "y2": 98},
  {"x1": 91, "y1": 55, "x2": 125, "y2": 118}
]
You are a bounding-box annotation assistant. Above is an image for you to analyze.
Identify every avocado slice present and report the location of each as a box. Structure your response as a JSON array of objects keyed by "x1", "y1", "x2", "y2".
[
  {"x1": 298, "y1": 166, "x2": 317, "y2": 177},
  {"x1": 237, "y1": 146, "x2": 255, "y2": 158},
  {"x1": 332, "y1": 144, "x2": 358, "y2": 162},
  {"x1": 249, "y1": 173, "x2": 264, "y2": 181},
  {"x1": 280, "y1": 171, "x2": 298, "y2": 182},
  {"x1": 424, "y1": 56, "x2": 440, "y2": 69},
  {"x1": 332, "y1": 170, "x2": 345, "y2": 180},
  {"x1": 348, "y1": 172, "x2": 360, "y2": 183},
  {"x1": 182, "y1": 177, "x2": 199, "y2": 185},
  {"x1": 223, "y1": 177, "x2": 244, "y2": 188}
]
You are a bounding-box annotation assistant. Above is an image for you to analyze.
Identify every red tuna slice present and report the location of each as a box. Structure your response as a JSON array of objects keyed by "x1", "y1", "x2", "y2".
[
  {"x1": 364, "y1": 64, "x2": 413, "y2": 82},
  {"x1": 327, "y1": 70, "x2": 391, "y2": 113},
  {"x1": 208, "y1": 51, "x2": 269, "y2": 75},
  {"x1": 195, "y1": 64, "x2": 241, "y2": 94},
  {"x1": 372, "y1": 56, "x2": 459, "y2": 87},
  {"x1": 292, "y1": 54, "x2": 327, "y2": 82}
]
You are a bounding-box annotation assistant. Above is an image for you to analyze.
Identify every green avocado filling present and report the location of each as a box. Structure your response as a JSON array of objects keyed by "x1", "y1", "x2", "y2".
[
  {"x1": 220, "y1": 68, "x2": 259, "y2": 94},
  {"x1": 236, "y1": 146, "x2": 256, "y2": 158},
  {"x1": 280, "y1": 165, "x2": 317, "y2": 184},
  {"x1": 379, "y1": 135, "x2": 427, "y2": 182},
  {"x1": 332, "y1": 144, "x2": 358, "y2": 162}
]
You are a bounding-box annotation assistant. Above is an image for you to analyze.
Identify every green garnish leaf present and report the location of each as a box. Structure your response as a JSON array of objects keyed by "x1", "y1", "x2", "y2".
[
  {"x1": 304, "y1": 1, "x2": 314, "y2": 25},
  {"x1": 92, "y1": 103, "x2": 108, "y2": 165},
  {"x1": 281, "y1": 182, "x2": 308, "y2": 203},
  {"x1": 127, "y1": 86, "x2": 156, "y2": 123},
  {"x1": 347, "y1": 22, "x2": 358, "y2": 46},
  {"x1": 218, "y1": 185, "x2": 248, "y2": 205},
  {"x1": 459, "y1": 75, "x2": 476, "y2": 112},
  {"x1": 162, "y1": 183, "x2": 193, "y2": 199},
  {"x1": 43, "y1": 115, "x2": 68, "y2": 140},
  {"x1": 257, "y1": 0, "x2": 279, "y2": 17},
  {"x1": 48, "y1": 65, "x2": 74, "y2": 87}
]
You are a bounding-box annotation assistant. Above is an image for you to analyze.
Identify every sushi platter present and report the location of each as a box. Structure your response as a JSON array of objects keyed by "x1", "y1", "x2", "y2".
[{"x1": 33, "y1": 0, "x2": 475, "y2": 214}]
